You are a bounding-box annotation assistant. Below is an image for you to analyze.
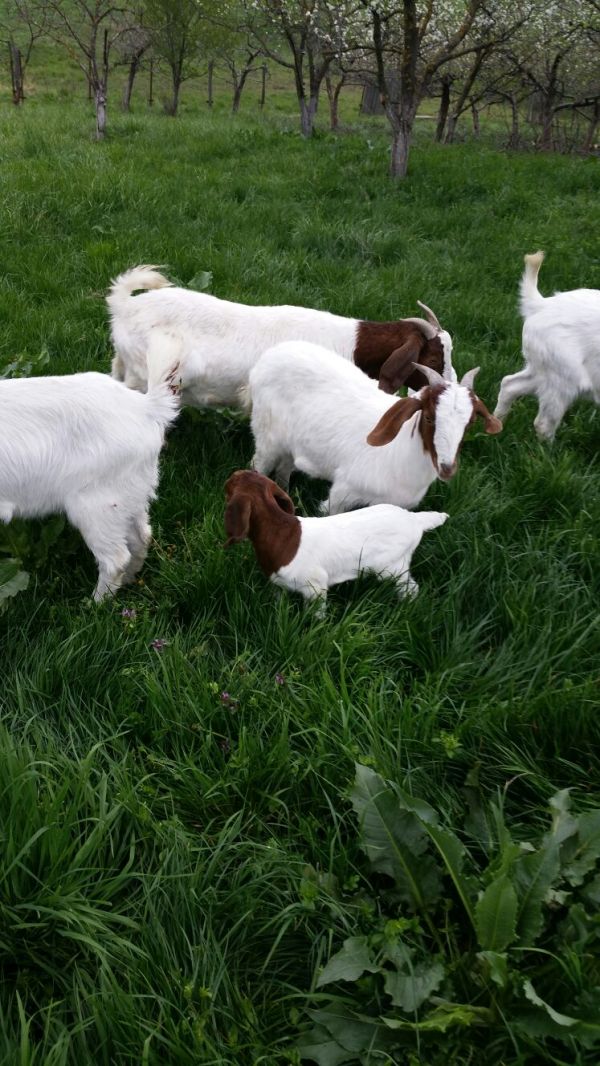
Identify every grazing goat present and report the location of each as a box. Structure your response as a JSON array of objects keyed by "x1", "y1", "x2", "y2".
[
  {"x1": 494, "y1": 251, "x2": 600, "y2": 440},
  {"x1": 248, "y1": 341, "x2": 501, "y2": 514},
  {"x1": 108, "y1": 265, "x2": 454, "y2": 406},
  {"x1": 224, "y1": 469, "x2": 447, "y2": 613},
  {"x1": 0, "y1": 339, "x2": 180, "y2": 601}
]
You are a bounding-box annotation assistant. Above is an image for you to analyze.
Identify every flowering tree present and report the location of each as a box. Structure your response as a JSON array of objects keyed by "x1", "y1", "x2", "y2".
[{"x1": 250, "y1": 0, "x2": 361, "y2": 137}]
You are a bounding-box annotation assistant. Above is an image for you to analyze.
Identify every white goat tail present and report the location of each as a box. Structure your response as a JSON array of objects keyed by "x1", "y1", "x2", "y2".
[
  {"x1": 108, "y1": 265, "x2": 172, "y2": 315},
  {"x1": 519, "y1": 251, "x2": 546, "y2": 318},
  {"x1": 144, "y1": 331, "x2": 183, "y2": 429}
]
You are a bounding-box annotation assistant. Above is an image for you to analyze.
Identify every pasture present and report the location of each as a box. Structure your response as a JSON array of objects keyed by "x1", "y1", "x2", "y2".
[{"x1": 1, "y1": 89, "x2": 600, "y2": 1064}]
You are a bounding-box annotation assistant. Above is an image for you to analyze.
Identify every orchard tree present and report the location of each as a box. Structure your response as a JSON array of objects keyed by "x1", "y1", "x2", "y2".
[
  {"x1": 0, "y1": 0, "x2": 48, "y2": 103},
  {"x1": 250, "y1": 0, "x2": 361, "y2": 137},
  {"x1": 144, "y1": 0, "x2": 219, "y2": 115}
]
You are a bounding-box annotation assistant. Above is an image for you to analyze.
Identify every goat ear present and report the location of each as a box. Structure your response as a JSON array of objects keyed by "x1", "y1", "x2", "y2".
[
  {"x1": 270, "y1": 483, "x2": 295, "y2": 515},
  {"x1": 224, "y1": 494, "x2": 252, "y2": 545},
  {"x1": 378, "y1": 342, "x2": 421, "y2": 394},
  {"x1": 473, "y1": 397, "x2": 502, "y2": 435},
  {"x1": 367, "y1": 397, "x2": 422, "y2": 447}
]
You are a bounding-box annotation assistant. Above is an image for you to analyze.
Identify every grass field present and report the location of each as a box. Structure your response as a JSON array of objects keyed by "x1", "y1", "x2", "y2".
[{"x1": 1, "y1": 72, "x2": 600, "y2": 1065}]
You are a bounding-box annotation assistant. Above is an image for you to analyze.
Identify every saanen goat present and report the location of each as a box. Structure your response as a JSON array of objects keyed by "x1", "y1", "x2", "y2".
[
  {"x1": 495, "y1": 251, "x2": 600, "y2": 440},
  {"x1": 0, "y1": 339, "x2": 180, "y2": 601},
  {"x1": 248, "y1": 341, "x2": 501, "y2": 515},
  {"x1": 224, "y1": 469, "x2": 448, "y2": 614},
  {"x1": 108, "y1": 265, "x2": 454, "y2": 407}
]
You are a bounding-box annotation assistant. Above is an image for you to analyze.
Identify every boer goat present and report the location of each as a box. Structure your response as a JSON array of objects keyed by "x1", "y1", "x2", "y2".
[
  {"x1": 495, "y1": 251, "x2": 600, "y2": 440},
  {"x1": 108, "y1": 265, "x2": 454, "y2": 406},
  {"x1": 248, "y1": 341, "x2": 501, "y2": 515},
  {"x1": 0, "y1": 341, "x2": 180, "y2": 601},
  {"x1": 224, "y1": 470, "x2": 447, "y2": 613}
]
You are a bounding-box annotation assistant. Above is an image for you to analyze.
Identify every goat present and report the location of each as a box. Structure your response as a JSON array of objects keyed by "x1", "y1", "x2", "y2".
[
  {"x1": 108, "y1": 265, "x2": 454, "y2": 407},
  {"x1": 248, "y1": 341, "x2": 501, "y2": 515},
  {"x1": 224, "y1": 469, "x2": 447, "y2": 613},
  {"x1": 494, "y1": 251, "x2": 600, "y2": 440},
  {"x1": 0, "y1": 337, "x2": 180, "y2": 601}
]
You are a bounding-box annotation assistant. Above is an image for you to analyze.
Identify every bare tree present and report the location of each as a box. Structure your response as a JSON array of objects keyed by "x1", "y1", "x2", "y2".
[
  {"x1": 0, "y1": 0, "x2": 47, "y2": 103},
  {"x1": 117, "y1": 21, "x2": 151, "y2": 111},
  {"x1": 144, "y1": 0, "x2": 213, "y2": 115}
]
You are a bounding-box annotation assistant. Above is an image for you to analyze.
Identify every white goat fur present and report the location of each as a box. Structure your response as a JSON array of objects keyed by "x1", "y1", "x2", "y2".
[
  {"x1": 249, "y1": 341, "x2": 475, "y2": 514},
  {"x1": 274, "y1": 506, "x2": 447, "y2": 611},
  {"x1": 494, "y1": 251, "x2": 600, "y2": 439},
  {"x1": 0, "y1": 340, "x2": 180, "y2": 601},
  {"x1": 108, "y1": 266, "x2": 454, "y2": 407}
]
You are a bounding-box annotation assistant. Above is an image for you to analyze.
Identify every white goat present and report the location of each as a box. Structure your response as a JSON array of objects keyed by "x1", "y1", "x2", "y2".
[
  {"x1": 225, "y1": 470, "x2": 447, "y2": 613},
  {"x1": 248, "y1": 341, "x2": 501, "y2": 515},
  {"x1": 494, "y1": 251, "x2": 600, "y2": 440},
  {"x1": 0, "y1": 338, "x2": 180, "y2": 601},
  {"x1": 108, "y1": 265, "x2": 454, "y2": 405}
]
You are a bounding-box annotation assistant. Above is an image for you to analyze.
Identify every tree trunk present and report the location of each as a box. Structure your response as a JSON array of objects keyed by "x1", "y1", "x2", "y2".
[
  {"x1": 95, "y1": 82, "x2": 107, "y2": 139},
  {"x1": 538, "y1": 103, "x2": 554, "y2": 150},
  {"x1": 9, "y1": 43, "x2": 25, "y2": 104},
  {"x1": 436, "y1": 76, "x2": 451, "y2": 141},
  {"x1": 259, "y1": 64, "x2": 267, "y2": 109},
  {"x1": 299, "y1": 94, "x2": 318, "y2": 138},
  {"x1": 583, "y1": 99, "x2": 600, "y2": 153},
  {"x1": 207, "y1": 59, "x2": 214, "y2": 108},
  {"x1": 325, "y1": 74, "x2": 344, "y2": 131},
  {"x1": 166, "y1": 69, "x2": 181, "y2": 115},
  {"x1": 148, "y1": 58, "x2": 154, "y2": 106},
  {"x1": 122, "y1": 54, "x2": 140, "y2": 112},
  {"x1": 232, "y1": 68, "x2": 250, "y2": 113},
  {"x1": 390, "y1": 119, "x2": 412, "y2": 178},
  {"x1": 507, "y1": 93, "x2": 519, "y2": 149},
  {"x1": 471, "y1": 101, "x2": 480, "y2": 138}
]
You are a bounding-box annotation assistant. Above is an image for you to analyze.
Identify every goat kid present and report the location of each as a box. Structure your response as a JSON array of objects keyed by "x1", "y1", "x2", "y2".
[
  {"x1": 224, "y1": 470, "x2": 447, "y2": 613},
  {"x1": 0, "y1": 337, "x2": 181, "y2": 601},
  {"x1": 249, "y1": 341, "x2": 501, "y2": 515},
  {"x1": 108, "y1": 265, "x2": 454, "y2": 406},
  {"x1": 494, "y1": 251, "x2": 600, "y2": 440}
]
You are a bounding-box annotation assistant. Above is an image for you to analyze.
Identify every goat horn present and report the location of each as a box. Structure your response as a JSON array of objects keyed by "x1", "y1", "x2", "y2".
[
  {"x1": 403, "y1": 316, "x2": 438, "y2": 340},
  {"x1": 411, "y1": 362, "x2": 446, "y2": 387},
  {"x1": 417, "y1": 301, "x2": 442, "y2": 331},
  {"x1": 460, "y1": 367, "x2": 480, "y2": 390}
]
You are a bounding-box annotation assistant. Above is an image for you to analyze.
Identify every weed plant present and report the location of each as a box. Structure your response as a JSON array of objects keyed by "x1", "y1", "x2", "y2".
[{"x1": 0, "y1": 91, "x2": 599, "y2": 1063}]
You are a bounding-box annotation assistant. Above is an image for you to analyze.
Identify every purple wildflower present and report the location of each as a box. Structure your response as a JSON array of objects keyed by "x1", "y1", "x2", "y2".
[
  {"x1": 122, "y1": 608, "x2": 137, "y2": 620},
  {"x1": 151, "y1": 638, "x2": 168, "y2": 652},
  {"x1": 275, "y1": 672, "x2": 286, "y2": 686}
]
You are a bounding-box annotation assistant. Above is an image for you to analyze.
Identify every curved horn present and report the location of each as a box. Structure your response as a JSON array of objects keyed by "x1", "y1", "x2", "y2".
[
  {"x1": 403, "y1": 316, "x2": 438, "y2": 340},
  {"x1": 417, "y1": 301, "x2": 442, "y2": 331},
  {"x1": 460, "y1": 367, "x2": 480, "y2": 391},
  {"x1": 411, "y1": 362, "x2": 446, "y2": 388}
]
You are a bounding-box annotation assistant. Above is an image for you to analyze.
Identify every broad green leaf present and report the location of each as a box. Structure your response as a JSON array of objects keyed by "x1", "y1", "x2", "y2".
[
  {"x1": 475, "y1": 876, "x2": 518, "y2": 951},
  {"x1": 296, "y1": 1026, "x2": 353, "y2": 1066},
  {"x1": 317, "y1": 938, "x2": 378, "y2": 988},
  {"x1": 419, "y1": 822, "x2": 477, "y2": 928},
  {"x1": 308, "y1": 1007, "x2": 396, "y2": 1054},
  {"x1": 513, "y1": 843, "x2": 560, "y2": 943},
  {"x1": 0, "y1": 559, "x2": 30, "y2": 607},
  {"x1": 383, "y1": 960, "x2": 444, "y2": 1011},
  {"x1": 522, "y1": 981, "x2": 577, "y2": 1027},
  {"x1": 351, "y1": 764, "x2": 441, "y2": 908},
  {"x1": 188, "y1": 270, "x2": 213, "y2": 292},
  {"x1": 547, "y1": 789, "x2": 578, "y2": 845},
  {"x1": 582, "y1": 872, "x2": 600, "y2": 906},
  {"x1": 382, "y1": 1001, "x2": 492, "y2": 1031},
  {"x1": 477, "y1": 950, "x2": 508, "y2": 989},
  {"x1": 562, "y1": 811, "x2": 600, "y2": 886}
]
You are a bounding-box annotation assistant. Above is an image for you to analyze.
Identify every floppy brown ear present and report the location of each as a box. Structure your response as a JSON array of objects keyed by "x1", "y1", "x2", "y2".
[
  {"x1": 224, "y1": 494, "x2": 252, "y2": 545},
  {"x1": 378, "y1": 342, "x2": 421, "y2": 394},
  {"x1": 270, "y1": 483, "x2": 295, "y2": 515},
  {"x1": 473, "y1": 397, "x2": 503, "y2": 435},
  {"x1": 367, "y1": 397, "x2": 423, "y2": 446}
]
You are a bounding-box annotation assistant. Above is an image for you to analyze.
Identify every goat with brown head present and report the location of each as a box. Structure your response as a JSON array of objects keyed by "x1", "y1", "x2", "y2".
[
  {"x1": 367, "y1": 364, "x2": 502, "y2": 481},
  {"x1": 354, "y1": 301, "x2": 454, "y2": 393},
  {"x1": 224, "y1": 470, "x2": 301, "y2": 576}
]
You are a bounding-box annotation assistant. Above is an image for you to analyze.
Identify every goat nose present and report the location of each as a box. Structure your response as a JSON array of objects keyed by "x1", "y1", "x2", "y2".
[{"x1": 439, "y1": 461, "x2": 457, "y2": 480}]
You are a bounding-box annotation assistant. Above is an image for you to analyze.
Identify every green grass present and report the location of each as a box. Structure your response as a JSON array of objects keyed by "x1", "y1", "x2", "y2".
[{"x1": 0, "y1": 77, "x2": 600, "y2": 1064}]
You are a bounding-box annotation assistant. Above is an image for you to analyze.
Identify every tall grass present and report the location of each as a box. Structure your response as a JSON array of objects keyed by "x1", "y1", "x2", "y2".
[{"x1": 0, "y1": 91, "x2": 599, "y2": 1062}]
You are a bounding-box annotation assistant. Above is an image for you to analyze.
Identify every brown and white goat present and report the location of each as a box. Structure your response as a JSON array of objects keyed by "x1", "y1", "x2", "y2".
[
  {"x1": 224, "y1": 470, "x2": 448, "y2": 613},
  {"x1": 249, "y1": 341, "x2": 502, "y2": 514},
  {"x1": 108, "y1": 266, "x2": 454, "y2": 405}
]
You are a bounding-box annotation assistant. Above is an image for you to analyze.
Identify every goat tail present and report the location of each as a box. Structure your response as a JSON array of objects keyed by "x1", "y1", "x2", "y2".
[
  {"x1": 107, "y1": 265, "x2": 172, "y2": 314},
  {"x1": 415, "y1": 510, "x2": 449, "y2": 532},
  {"x1": 519, "y1": 251, "x2": 545, "y2": 318},
  {"x1": 144, "y1": 331, "x2": 183, "y2": 430},
  {"x1": 237, "y1": 383, "x2": 252, "y2": 415}
]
